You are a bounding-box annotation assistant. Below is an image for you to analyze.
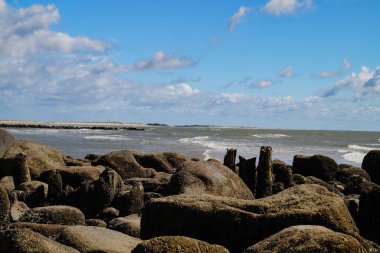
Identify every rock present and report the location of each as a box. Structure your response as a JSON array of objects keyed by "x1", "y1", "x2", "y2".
[
  {"x1": 132, "y1": 236, "x2": 229, "y2": 253},
  {"x1": 125, "y1": 177, "x2": 165, "y2": 194},
  {"x1": 306, "y1": 176, "x2": 342, "y2": 195},
  {"x1": 64, "y1": 156, "x2": 91, "y2": 166},
  {"x1": 358, "y1": 185, "x2": 380, "y2": 244},
  {"x1": 343, "y1": 176, "x2": 379, "y2": 195},
  {"x1": 337, "y1": 165, "x2": 371, "y2": 184},
  {"x1": 293, "y1": 154, "x2": 338, "y2": 181},
  {"x1": 243, "y1": 225, "x2": 367, "y2": 253},
  {"x1": 256, "y1": 146, "x2": 273, "y2": 198},
  {"x1": 238, "y1": 156, "x2": 256, "y2": 195},
  {"x1": 19, "y1": 205, "x2": 85, "y2": 225},
  {"x1": 141, "y1": 184, "x2": 359, "y2": 253},
  {"x1": 17, "y1": 181, "x2": 48, "y2": 197},
  {"x1": 10, "y1": 200, "x2": 29, "y2": 222},
  {"x1": 274, "y1": 164, "x2": 293, "y2": 189},
  {"x1": 112, "y1": 182, "x2": 144, "y2": 216},
  {"x1": 10, "y1": 222, "x2": 68, "y2": 239},
  {"x1": 13, "y1": 153, "x2": 31, "y2": 185},
  {"x1": 0, "y1": 228, "x2": 79, "y2": 253},
  {"x1": 57, "y1": 226, "x2": 142, "y2": 253},
  {"x1": 362, "y1": 150, "x2": 380, "y2": 185},
  {"x1": 93, "y1": 168, "x2": 123, "y2": 212},
  {"x1": 39, "y1": 169, "x2": 63, "y2": 201},
  {"x1": 0, "y1": 187, "x2": 10, "y2": 226},
  {"x1": 292, "y1": 174, "x2": 308, "y2": 184},
  {"x1": 84, "y1": 153, "x2": 100, "y2": 161},
  {"x1": 0, "y1": 176, "x2": 15, "y2": 192},
  {"x1": 92, "y1": 150, "x2": 146, "y2": 179},
  {"x1": 344, "y1": 194, "x2": 360, "y2": 222},
  {"x1": 108, "y1": 214, "x2": 141, "y2": 237},
  {"x1": 85, "y1": 219, "x2": 107, "y2": 227},
  {"x1": 20, "y1": 184, "x2": 46, "y2": 207},
  {"x1": 144, "y1": 192, "x2": 163, "y2": 202},
  {"x1": 134, "y1": 152, "x2": 186, "y2": 173},
  {"x1": 98, "y1": 207, "x2": 119, "y2": 220},
  {"x1": 58, "y1": 165, "x2": 105, "y2": 187},
  {"x1": 3, "y1": 140, "x2": 65, "y2": 178},
  {"x1": 166, "y1": 160, "x2": 254, "y2": 200},
  {"x1": 0, "y1": 128, "x2": 15, "y2": 158}
]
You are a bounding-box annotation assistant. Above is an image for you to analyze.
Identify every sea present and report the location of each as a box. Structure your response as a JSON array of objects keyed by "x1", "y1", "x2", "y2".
[{"x1": 6, "y1": 126, "x2": 380, "y2": 167}]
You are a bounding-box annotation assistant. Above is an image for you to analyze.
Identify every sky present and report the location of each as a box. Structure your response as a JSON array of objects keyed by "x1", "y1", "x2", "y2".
[{"x1": 0, "y1": 0, "x2": 380, "y2": 131}]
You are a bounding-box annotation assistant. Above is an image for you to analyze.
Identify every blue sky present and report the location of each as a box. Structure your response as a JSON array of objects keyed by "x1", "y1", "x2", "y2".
[{"x1": 0, "y1": 0, "x2": 380, "y2": 130}]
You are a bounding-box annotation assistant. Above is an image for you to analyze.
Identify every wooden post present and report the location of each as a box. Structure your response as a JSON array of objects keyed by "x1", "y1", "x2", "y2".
[
  {"x1": 14, "y1": 153, "x2": 31, "y2": 185},
  {"x1": 255, "y1": 146, "x2": 273, "y2": 198},
  {"x1": 239, "y1": 156, "x2": 256, "y2": 196},
  {"x1": 223, "y1": 148, "x2": 237, "y2": 172}
]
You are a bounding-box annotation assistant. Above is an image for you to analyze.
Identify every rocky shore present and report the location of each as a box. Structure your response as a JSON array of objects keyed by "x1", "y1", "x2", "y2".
[{"x1": 0, "y1": 127, "x2": 380, "y2": 253}]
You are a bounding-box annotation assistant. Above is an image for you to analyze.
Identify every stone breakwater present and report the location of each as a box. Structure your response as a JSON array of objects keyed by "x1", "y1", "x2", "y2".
[{"x1": 0, "y1": 128, "x2": 380, "y2": 253}]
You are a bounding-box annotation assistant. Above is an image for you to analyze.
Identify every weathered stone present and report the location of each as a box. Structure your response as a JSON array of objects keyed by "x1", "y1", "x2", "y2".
[
  {"x1": 58, "y1": 226, "x2": 141, "y2": 253},
  {"x1": 108, "y1": 214, "x2": 141, "y2": 237},
  {"x1": 223, "y1": 148, "x2": 237, "y2": 172},
  {"x1": 238, "y1": 156, "x2": 256, "y2": 195},
  {"x1": 92, "y1": 150, "x2": 146, "y2": 179},
  {"x1": 132, "y1": 236, "x2": 229, "y2": 253},
  {"x1": 305, "y1": 176, "x2": 342, "y2": 195},
  {"x1": 14, "y1": 153, "x2": 31, "y2": 185},
  {"x1": 0, "y1": 128, "x2": 15, "y2": 158},
  {"x1": 112, "y1": 182, "x2": 144, "y2": 216},
  {"x1": 274, "y1": 164, "x2": 293, "y2": 189},
  {"x1": 85, "y1": 219, "x2": 107, "y2": 227},
  {"x1": 362, "y1": 150, "x2": 380, "y2": 185},
  {"x1": 255, "y1": 146, "x2": 273, "y2": 198},
  {"x1": 134, "y1": 152, "x2": 186, "y2": 173},
  {"x1": 0, "y1": 187, "x2": 10, "y2": 226},
  {"x1": 0, "y1": 176, "x2": 15, "y2": 192},
  {"x1": 93, "y1": 168, "x2": 123, "y2": 212},
  {"x1": 10, "y1": 222, "x2": 68, "y2": 239},
  {"x1": 84, "y1": 153, "x2": 100, "y2": 161},
  {"x1": 10, "y1": 200, "x2": 29, "y2": 222},
  {"x1": 141, "y1": 184, "x2": 359, "y2": 253},
  {"x1": 144, "y1": 192, "x2": 163, "y2": 202},
  {"x1": 0, "y1": 228, "x2": 80, "y2": 253},
  {"x1": 358, "y1": 185, "x2": 380, "y2": 244},
  {"x1": 243, "y1": 225, "x2": 367, "y2": 253},
  {"x1": 58, "y1": 165, "x2": 105, "y2": 187},
  {"x1": 344, "y1": 194, "x2": 360, "y2": 222},
  {"x1": 125, "y1": 177, "x2": 165, "y2": 194},
  {"x1": 40, "y1": 169, "x2": 63, "y2": 201},
  {"x1": 17, "y1": 181, "x2": 48, "y2": 197},
  {"x1": 64, "y1": 156, "x2": 91, "y2": 166},
  {"x1": 19, "y1": 205, "x2": 85, "y2": 225},
  {"x1": 343, "y1": 176, "x2": 379, "y2": 195},
  {"x1": 3, "y1": 140, "x2": 65, "y2": 178},
  {"x1": 98, "y1": 207, "x2": 119, "y2": 220},
  {"x1": 293, "y1": 154, "x2": 338, "y2": 181},
  {"x1": 337, "y1": 165, "x2": 371, "y2": 184},
  {"x1": 166, "y1": 160, "x2": 253, "y2": 200}
]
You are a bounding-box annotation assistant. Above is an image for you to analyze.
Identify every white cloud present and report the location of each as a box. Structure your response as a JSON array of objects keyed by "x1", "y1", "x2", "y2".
[
  {"x1": 249, "y1": 80, "x2": 274, "y2": 89},
  {"x1": 262, "y1": 0, "x2": 313, "y2": 16},
  {"x1": 279, "y1": 66, "x2": 294, "y2": 78},
  {"x1": 319, "y1": 58, "x2": 351, "y2": 78},
  {"x1": 228, "y1": 6, "x2": 250, "y2": 31},
  {"x1": 321, "y1": 66, "x2": 377, "y2": 97},
  {"x1": 129, "y1": 50, "x2": 195, "y2": 71}
]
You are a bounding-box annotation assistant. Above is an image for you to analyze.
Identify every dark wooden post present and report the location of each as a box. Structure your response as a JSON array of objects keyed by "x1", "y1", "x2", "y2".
[
  {"x1": 14, "y1": 153, "x2": 31, "y2": 185},
  {"x1": 239, "y1": 156, "x2": 256, "y2": 196},
  {"x1": 223, "y1": 148, "x2": 237, "y2": 172},
  {"x1": 255, "y1": 146, "x2": 273, "y2": 198}
]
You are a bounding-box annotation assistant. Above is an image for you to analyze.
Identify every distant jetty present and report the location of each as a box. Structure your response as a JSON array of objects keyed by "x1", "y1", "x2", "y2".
[{"x1": 0, "y1": 120, "x2": 145, "y2": 131}]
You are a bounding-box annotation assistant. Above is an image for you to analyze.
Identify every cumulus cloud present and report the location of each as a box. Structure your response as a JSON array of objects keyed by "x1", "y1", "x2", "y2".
[
  {"x1": 228, "y1": 6, "x2": 250, "y2": 31},
  {"x1": 279, "y1": 66, "x2": 294, "y2": 78},
  {"x1": 128, "y1": 51, "x2": 195, "y2": 71},
  {"x1": 320, "y1": 66, "x2": 378, "y2": 97},
  {"x1": 249, "y1": 80, "x2": 274, "y2": 89},
  {"x1": 262, "y1": 0, "x2": 313, "y2": 16},
  {"x1": 319, "y1": 58, "x2": 351, "y2": 78}
]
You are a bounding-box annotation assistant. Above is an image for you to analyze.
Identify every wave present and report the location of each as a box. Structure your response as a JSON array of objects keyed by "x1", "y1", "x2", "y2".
[
  {"x1": 84, "y1": 135, "x2": 130, "y2": 141},
  {"x1": 347, "y1": 145, "x2": 374, "y2": 152},
  {"x1": 342, "y1": 152, "x2": 365, "y2": 164},
  {"x1": 252, "y1": 134, "x2": 290, "y2": 139}
]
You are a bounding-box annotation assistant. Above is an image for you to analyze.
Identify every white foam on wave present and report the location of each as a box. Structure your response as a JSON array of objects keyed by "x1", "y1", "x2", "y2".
[
  {"x1": 343, "y1": 152, "x2": 365, "y2": 164},
  {"x1": 84, "y1": 135, "x2": 130, "y2": 141},
  {"x1": 252, "y1": 134, "x2": 290, "y2": 139},
  {"x1": 179, "y1": 136, "x2": 229, "y2": 161},
  {"x1": 348, "y1": 145, "x2": 373, "y2": 152}
]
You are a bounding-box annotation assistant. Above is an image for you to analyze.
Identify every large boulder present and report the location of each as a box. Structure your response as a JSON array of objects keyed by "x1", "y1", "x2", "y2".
[
  {"x1": 362, "y1": 150, "x2": 380, "y2": 185},
  {"x1": 0, "y1": 176, "x2": 15, "y2": 192},
  {"x1": 0, "y1": 187, "x2": 10, "y2": 226},
  {"x1": 141, "y1": 184, "x2": 358, "y2": 253},
  {"x1": 108, "y1": 214, "x2": 141, "y2": 237},
  {"x1": 134, "y1": 152, "x2": 187, "y2": 173},
  {"x1": 92, "y1": 150, "x2": 146, "y2": 179},
  {"x1": 337, "y1": 164, "x2": 371, "y2": 184},
  {"x1": 57, "y1": 166, "x2": 105, "y2": 187},
  {"x1": 10, "y1": 222, "x2": 68, "y2": 239},
  {"x1": 132, "y1": 236, "x2": 229, "y2": 253},
  {"x1": 19, "y1": 205, "x2": 85, "y2": 225},
  {"x1": 57, "y1": 226, "x2": 142, "y2": 253},
  {"x1": 3, "y1": 140, "x2": 65, "y2": 178},
  {"x1": 166, "y1": 160, "x2": 254, "y2": 200},
  {"x1": 243, "y1": 225, "x2": 367, "y2": 253},
  {"x1": 358, "y1": 185, "x2": 380, "y2": 244},
  {"x1": 0, "y1": 228, "x2": 79, "y2": 253},
  {"x1": 0, "y1": 128, "x2": 15, "y2": 158},
  {"x1": 293, "y1": 155, "x2": 338, "y2": 181}
]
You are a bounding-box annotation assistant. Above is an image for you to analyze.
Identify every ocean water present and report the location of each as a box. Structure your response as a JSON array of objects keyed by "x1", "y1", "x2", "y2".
[{"x1": 6, "y1": 127, "x2": 380, "y2": 166}]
